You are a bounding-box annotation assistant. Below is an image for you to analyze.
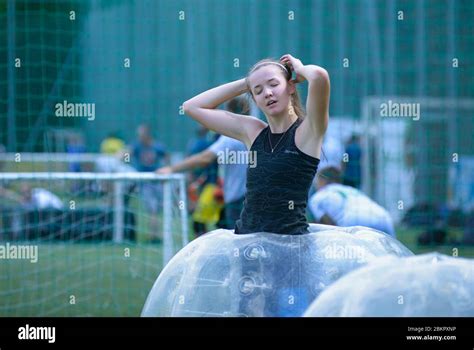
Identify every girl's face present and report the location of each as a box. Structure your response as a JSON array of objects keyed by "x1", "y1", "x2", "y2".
[{"x1": 248, "y1": 65, "x2": 295, "y2": 117}]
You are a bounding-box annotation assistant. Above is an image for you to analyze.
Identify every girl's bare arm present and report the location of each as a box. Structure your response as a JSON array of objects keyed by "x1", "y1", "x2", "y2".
[{"x1": 183, "y1": 79, "x2": 266, "y2": 148}]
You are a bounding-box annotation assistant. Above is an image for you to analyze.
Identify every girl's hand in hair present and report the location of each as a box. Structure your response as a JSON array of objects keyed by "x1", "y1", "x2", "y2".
[{"x1": 280, "y1": 54, "x2": 305, "y2": 84}]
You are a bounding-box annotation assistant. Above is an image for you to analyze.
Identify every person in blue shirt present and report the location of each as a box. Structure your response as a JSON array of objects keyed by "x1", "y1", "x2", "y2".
[
  {"x1": 66, "y1": 134, "x2": 86, "y2": 173},
  {"x1": 185, "y1": 126, "x2": 219, "y2": 193},
  {"x1": 342, "y1": 133, "x2": 362, "y2": 189},
  {"x1": 131, "y1": 124, "x2": 169, "y2": 243},
  {"x1": 131, "y1": 124, "x2": 168, "y2": 172}
]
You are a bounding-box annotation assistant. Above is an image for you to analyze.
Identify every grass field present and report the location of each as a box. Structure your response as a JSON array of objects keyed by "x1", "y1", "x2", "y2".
[
  {"x1": 0, "y1": 242, "x2": 163, "y2": 316},
  {"x1": 0, "y1": 227, "x2": 473, "y2": 316}
]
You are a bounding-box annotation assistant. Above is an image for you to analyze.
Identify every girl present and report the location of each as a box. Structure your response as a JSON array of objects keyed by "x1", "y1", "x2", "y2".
[{"x1": 183, "y1": 54, "x2": 330, "y2": 234}]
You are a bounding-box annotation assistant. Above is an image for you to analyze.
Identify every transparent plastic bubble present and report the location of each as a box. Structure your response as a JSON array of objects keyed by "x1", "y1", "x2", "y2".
[
  {"x1": 141, "y1": 224, "x2": 412, "y2": 317},
  {"x1": 304, "y1": 252, "x2": 474, "y2": 317}
]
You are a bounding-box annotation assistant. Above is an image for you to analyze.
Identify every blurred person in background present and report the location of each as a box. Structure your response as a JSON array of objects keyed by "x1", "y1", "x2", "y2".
[
  {"x1": 131, "y1": 124, "x2": 169, "y2": 172},
  {"x1": 319, "y1": 135, "x2": 344, "y2": 170},
  {"x1": 185, "y1": 130, "x2": 221, "y2": 237},
  {"x1": 306, "y1": 133, "x2": 345, "y2": 207},
  {"x1": 95, "y1": 131, "x2": 135, "y2": 207},
  {"x1": 0, "y1": 145, "x2": 15, "y2": 210},
  {"x1": 66, "y1": 133, "x2": 86, "y2": 173},
  {"x1": 1, "y1": 182, "x2": 64, "y2": 211},
  {"x1": 19, "y1": 183, "x2": 64, "y2": 210},
  {"x1": 183, "y1": 126, "x2": 216, "y2": 213},
  {"x1": 157, "y1": 97, "x2": 249, "y2": 236},
  {"x1": 0, "y1": 183, "x2": 63, "y2": 241},
  {"x1": 66, "y1": 134, "x2": 87, "y2": 195},
  {"x1": 186, "y1": 126, "x2": 212, "y2": 163},
  {"x1": 342, "y1": 133, "x2": 362, "y2": 189},
  {"x1": 130, "y1": 124, "x2": 169, "y2": 243},
  {"x1": 309, "y1": 166, "x2": 395, "y2": 237},
  {"x1": 100, "y1": 131, "x2": 126, "y2": 155},
  {"x1": 95, "y1": 131, "x2": 134, "y2": 173}
]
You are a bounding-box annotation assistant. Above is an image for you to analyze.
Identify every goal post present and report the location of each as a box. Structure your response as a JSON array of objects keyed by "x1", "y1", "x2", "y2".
[
  {"x1": 361, "y1": 96, "x2": 474, "y2": 224},
  {"x1": 0, "y1": 172, "x2": 189, "y2": 264},
  {"x1": 0, "y1": 171, "x2": 190, "y2": 316}
]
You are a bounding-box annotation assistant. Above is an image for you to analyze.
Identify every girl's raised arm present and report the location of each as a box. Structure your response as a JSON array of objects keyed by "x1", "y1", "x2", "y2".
[
  {"x1": 183, "y1": 79, "x2": 266, "y2": 148},
  {"x1": 280, "y1": 54, "x2": 330, "y2": 138}
]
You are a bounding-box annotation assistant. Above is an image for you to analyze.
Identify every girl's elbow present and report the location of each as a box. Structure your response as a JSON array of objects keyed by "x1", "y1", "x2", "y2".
[
  {"x1": 182, "y1": 102, "x2": 201, "y2": 119},
  {"x1": 182, "y1": 101, "x2": 193, "y2": 113},
  {"x1": 318, "y1": 67, "x2": 329, "y2": 79},
  {"x1": 309, "y1": 67, "x2": 330, "y2": 85}
]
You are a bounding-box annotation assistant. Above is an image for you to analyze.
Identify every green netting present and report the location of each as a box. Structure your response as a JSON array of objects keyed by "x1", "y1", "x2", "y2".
[
  {"x1": 1, "y1": 0, "x2": 472, "y2": 152},
  {"x1": 0, "y1": 0, "x2": 473, "y2": 316}
]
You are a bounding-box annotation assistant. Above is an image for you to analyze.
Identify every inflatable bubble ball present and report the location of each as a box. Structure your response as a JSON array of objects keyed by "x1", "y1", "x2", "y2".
[
  {"x1": 304, "y1": 252, "x2": 474, "y2": 317},
  {"x1": 142, "y1": 224, "x2": 413, "y2": 317}
]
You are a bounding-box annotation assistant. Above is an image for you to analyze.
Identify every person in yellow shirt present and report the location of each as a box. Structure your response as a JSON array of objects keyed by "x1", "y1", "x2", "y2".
[{"x1": 100, "y1": 132, "x2": 125, "y2": 154}]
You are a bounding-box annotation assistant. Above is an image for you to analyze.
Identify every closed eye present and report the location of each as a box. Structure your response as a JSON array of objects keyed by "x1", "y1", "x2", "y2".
[{"x1": 253, "y1": 78, "x2": 279, "y2": 94}]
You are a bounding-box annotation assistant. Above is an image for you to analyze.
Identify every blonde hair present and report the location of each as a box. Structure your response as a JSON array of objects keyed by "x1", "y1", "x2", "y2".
[{"x1": 246, "y1": 58, "x2": 306, "y2": 120}]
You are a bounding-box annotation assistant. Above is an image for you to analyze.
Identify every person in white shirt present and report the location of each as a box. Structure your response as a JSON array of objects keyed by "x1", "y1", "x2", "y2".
[
  {"x1": 157, "y1": 135, "x2": 247, "y2": 230},
  {"x1": 157, "y1": 97, "x2": 249, "y2": 230},
  {"x1": 20, "y1": 184, "x2": 64, "y2": 210},
  {"x1": 319, "y1": 135, "x2": 344, "y2": 170},
  {"x1": 307, "y1": 134, "x2": 344, "y2": 200},
  {"x1": 309, "y1": 166, "x2": 396, "y2": 237}
]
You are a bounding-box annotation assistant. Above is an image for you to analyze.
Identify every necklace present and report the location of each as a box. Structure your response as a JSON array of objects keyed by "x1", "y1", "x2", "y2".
[{"x1": 268, "y1": 119, "x2": 296, "y2": 153}]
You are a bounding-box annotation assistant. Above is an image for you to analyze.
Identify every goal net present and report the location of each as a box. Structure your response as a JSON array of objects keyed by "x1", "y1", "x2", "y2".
[
  {"x1": 361, "y1": 96, "x2": 474, "y2": 224},
  {"x1": 0, "y1": 172, "x2": 188, "y2": 316}
]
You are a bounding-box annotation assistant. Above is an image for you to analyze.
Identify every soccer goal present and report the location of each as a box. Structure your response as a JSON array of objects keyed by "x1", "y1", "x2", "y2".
[
  {"x1": 0, "y1": 172, "x2": 188, "y2": 316},
  {"x1": 361, "y1": 96, "x2": 474, "y2": 224}
]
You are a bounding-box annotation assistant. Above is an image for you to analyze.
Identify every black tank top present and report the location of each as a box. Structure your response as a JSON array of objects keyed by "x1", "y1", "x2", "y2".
[{"x1": 234, "y1": 118, "x2": 320, "y2": 235}]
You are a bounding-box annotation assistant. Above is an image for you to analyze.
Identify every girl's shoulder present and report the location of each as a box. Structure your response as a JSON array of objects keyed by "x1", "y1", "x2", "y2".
[{"x1": 246, "y1": 119, "x2": 268, "y2": 150}]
